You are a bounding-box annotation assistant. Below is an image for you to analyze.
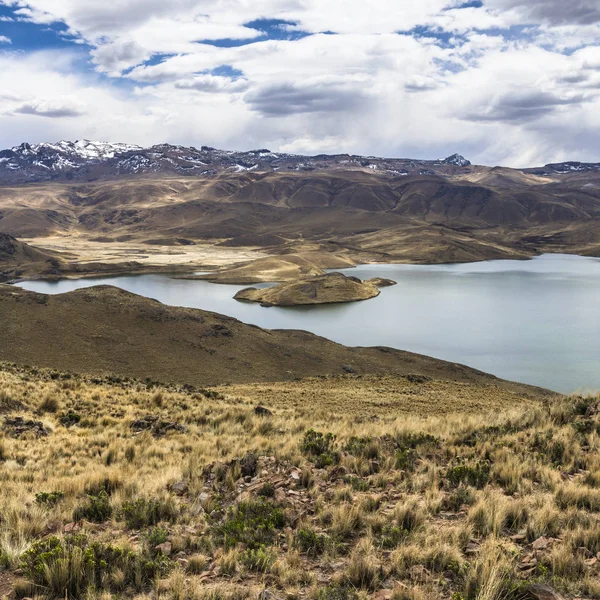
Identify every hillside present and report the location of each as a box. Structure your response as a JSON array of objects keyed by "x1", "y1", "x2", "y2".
[
  {"x1": 1, "y1": 164, "x2": 599, "y2": 267},
  {"x1": 0, "y1": 232, "x2": 64, "y2": 282},
  {"x1": 0, "y1": 362, "x2": 594, "y2": 600},
  {"x1": 0, "y1": 284, "x2": 551, "y2": 396}
]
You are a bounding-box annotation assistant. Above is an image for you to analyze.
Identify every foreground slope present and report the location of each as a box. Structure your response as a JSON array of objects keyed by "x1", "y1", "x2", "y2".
[
  {"x1": 0, "y1": 285, "x2": 550, "y2": 397},
  {"x1": 0, "y1": 363, "x2": 595, "y2": 600}
]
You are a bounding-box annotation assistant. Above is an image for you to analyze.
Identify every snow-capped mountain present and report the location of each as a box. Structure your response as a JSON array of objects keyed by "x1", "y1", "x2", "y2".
[
  {"x1": 443, "y1": 153, "x2": 471, "y2": 167},
  {"x1": 0, "y1": 139, "x2": 477, "y2": 184}
]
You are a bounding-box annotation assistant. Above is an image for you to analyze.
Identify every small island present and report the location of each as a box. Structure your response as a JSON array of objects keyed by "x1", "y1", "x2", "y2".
[{"x1": 234, "y1": 272, "x2": 397, "y2": 306}]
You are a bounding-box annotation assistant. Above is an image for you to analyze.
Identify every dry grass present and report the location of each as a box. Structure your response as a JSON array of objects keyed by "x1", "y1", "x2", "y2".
[{"x1": 0, "y1": 363, "x2": 598, "y2": 600}]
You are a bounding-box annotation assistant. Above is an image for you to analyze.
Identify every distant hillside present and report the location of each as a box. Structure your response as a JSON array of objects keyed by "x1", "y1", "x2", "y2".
[
  {"x1": 0, "y1": 232, "x2": 63, "y2": 281},
  {"x1": 1, "y1": 166, "x2": 599, "y2": 263}
]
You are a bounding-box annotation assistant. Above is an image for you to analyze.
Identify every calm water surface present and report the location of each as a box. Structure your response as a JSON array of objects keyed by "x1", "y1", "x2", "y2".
[{"x1": 16, "y1": 254, "x2": 600, "y2": 394}]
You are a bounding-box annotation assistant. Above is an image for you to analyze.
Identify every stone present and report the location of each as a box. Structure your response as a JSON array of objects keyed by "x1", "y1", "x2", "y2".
[
  {"x1": 130, "y1": 415, "x2": 186, "y2": 438},
  {"x1": 4, "y1": 416, "x2": 49, "y2": 438},
  {"x1": 155, "y1": 542, "x2": 172, "y2": 556},
  {"x1": 254, "y1": 406, "x2": 273, "y2": 417},
  {"x1": 170, "y1": 480, "x2": 188, "y2": 495},
  {"x1": 532, "y1": 536, "x2": 550, "y2": 551},
  {"x1": 239, "y1": 452, "x2": 258, "y2": 478},
  {"x1": 518, "y1": 584, "x2": 565, "y2": 600}
]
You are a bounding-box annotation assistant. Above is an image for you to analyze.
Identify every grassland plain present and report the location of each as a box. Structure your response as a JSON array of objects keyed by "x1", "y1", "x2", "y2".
[{"x1": 0, "y1": 362, "x2": 597, "y2": 600}]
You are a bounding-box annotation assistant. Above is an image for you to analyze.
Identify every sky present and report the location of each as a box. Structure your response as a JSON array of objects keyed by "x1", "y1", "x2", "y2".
[{"x1": 0, "y1": 1, "x2": 599, "y2": 167}]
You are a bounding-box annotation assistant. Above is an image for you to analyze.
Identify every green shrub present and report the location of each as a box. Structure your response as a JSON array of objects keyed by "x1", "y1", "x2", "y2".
[
  {"x1": 219, "y1": 499, "x2": 285, "y2": 550},
  {"x1": 442, "y1": 486, "x2": 476, "y2": 512},
  {"x1": 121, "y1": 497, "x2": 178, "y2": 529},
  {"x1": 256, "y1": 482, "x2": 275, "y2": 498},
  {"x1": 301, "y1": 429, "x2": 340, "y2": 467},
  {"x1": 35, "y1": 491, "x2": 65, "y2": 507},
  {"x1": 395, "y1": 448, "x2": 418, "y2": 471},
  {"x1": 19, "y1": 534, "x2": 171, "y2": 598},
  {"x1": 295, "y1": 527, "x2": 327, "y2": 557},
  {"x1": 344, "y1": 476, "x2": 370, "y2": 492},
  {"x1": 73, "y1": 490, "x2": 112, "y2": 523},
  {"x1": 344, "y1": 436, "x2": 379, "y2": 459},
  {"x1": 379, "y1": 525, "x2": 408, "y2": 549},
  {"x1": 240, "y1": 547, "x2": 275, "y2": 572},
  {"x1": 446, "y1": 459, "x2": 491, "y2": 489},
  {"x1": 59, "y1": 411, "x2": 81, "y2": 427},
  {"x1": 396, "y1": 432, "x2": 439, "y2": 450}
]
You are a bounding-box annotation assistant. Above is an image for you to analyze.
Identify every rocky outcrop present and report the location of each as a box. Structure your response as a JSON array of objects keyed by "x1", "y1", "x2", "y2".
[
  {"x1": 234, "y1": 272, "x2": 383, "y2": 306},
  {"x1": 366, "y1": 277, "x2": 397, "y2": 288}
]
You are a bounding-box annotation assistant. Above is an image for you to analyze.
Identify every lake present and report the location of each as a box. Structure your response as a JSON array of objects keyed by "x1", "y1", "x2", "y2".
[{"x1": 15, "y1": 254, "x2": 600, "y2": 394}]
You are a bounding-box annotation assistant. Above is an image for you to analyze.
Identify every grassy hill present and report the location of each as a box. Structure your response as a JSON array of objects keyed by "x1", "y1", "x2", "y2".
[
  {"x1": 0, "y1": 285, "x2": 552, "y2": 396},
  {"x1": 0, "y1": 362, "x2": 595, "y2": 600}
]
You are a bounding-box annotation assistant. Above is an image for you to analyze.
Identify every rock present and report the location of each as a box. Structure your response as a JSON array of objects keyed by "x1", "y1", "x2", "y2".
[
  {"x1": 342, "y1": 364, "x2": 356, "y2": 374},
  {"x1": 63, "y1": 522, "x2": 80, "y2": 533},
  {"x1": 170, "y1": 480, "x2": 188, "y2": 496},
  {"x1": 130, "y1": 415, "x2": 186, "y2": 438},
  {"x1": 532, "y1": 536, "x2": 550, "y2": 551},
  {"x1": 517, "y1": 584, "x2": 565, "y2": 600},
  {"x1": 4, "y1": 416, "x2": 49, "y2": 438},
  {"x1": 254, "y1": 405, "x2": 273, "y2": 417},
  {"x1": 373, "y1": 591, "x2": 393, "y2": 600},
  {"x1": 465, "y1": 541, "x2": 480, "y2": 555},
  {"x1": 155, "y1": 542, "x2": 172, "y2": 556},
  {"x1": 366, "y1": 277, "x2": 397, "y2": 288},
  {"x1": 239, "y1": 452, "x2": 259, "y2": 478}
]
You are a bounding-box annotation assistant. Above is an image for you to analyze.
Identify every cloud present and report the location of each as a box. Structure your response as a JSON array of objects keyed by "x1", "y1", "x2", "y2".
[
  {"x1": 463, "y1": 90, "x2": 591, "y2": 122},
  {"x1": 244, "y1": 81, "x2": 368, "y2": 116},
  {"x1": 0, "y1": 1, "x2": 600, "y2": 167},
  {"x1": 175, "y1": 74, "x2": 249, "y2": 93},
  {"x1": 13, "y1": 99, "x2": 86, "y2": 118},
  {"x1": 0, "y1": 35, "x2": 11, "y2": 43},
  {"x1": 488, "y1": 0, "x2": 600, "y2": 26}
]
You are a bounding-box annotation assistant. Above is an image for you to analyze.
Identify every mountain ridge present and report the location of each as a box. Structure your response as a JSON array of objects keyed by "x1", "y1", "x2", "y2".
[{"x1": 0, "y1": 139, "x2": 477, "y2": 184}]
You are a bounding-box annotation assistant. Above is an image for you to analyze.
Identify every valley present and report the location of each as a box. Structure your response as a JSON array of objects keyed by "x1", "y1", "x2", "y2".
[{"x1": 1, "y1": 142, "x2": 599, "y2": 600}]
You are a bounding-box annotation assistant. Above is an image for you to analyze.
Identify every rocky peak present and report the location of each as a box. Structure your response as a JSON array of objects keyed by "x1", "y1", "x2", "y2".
[{"x1": 443, "y1": 153, "x2": 471, "y2": 167}]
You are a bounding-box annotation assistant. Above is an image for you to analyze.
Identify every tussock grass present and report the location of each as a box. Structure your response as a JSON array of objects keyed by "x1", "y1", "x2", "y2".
[{"x1": 0, "y1": 363, "x2": 596, "y2": 599}]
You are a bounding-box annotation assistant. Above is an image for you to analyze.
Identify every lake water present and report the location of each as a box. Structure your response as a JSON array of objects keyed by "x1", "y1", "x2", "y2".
[{"x1": 15, "y1": 254, "x2": 600, "y2": 394}]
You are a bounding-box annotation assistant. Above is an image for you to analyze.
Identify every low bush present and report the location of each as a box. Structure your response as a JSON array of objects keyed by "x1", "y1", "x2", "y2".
[
  {"x1": 73, "y1": 490, "x2": 112, "y2": 523},
  {"x1": 295, "y1": 527, "x2": 327, "y2": 557},
  {"x1": 240, "y1": 547, "x2": 275, "y2": 572},
  {"x1": 446, "y1": 459, "x2": 491, "y2": 489},
  {"x1": 19, "y1": 534, "x2": 171, "y2": 598},
  {"x1": 301, "y1": 429, "x2": 340, "y2": 468},
  {"x1": 121, "y1": 497, "x2": 178, "y2": 529},
  {"x1": 219, "y1": 499, "x2": 285, "y2": 550},
  {"x1": 35, "y1": 491, "x2": 65, "y2": 507}
]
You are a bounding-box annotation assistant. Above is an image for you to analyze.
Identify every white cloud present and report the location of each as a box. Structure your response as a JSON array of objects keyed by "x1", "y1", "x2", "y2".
[
  {"x1": 0, "y1": 0, "x2": 599, "y2": 166},
  {"x1": 0, "y1": 35, "x2": 11, "y2": 43}
]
